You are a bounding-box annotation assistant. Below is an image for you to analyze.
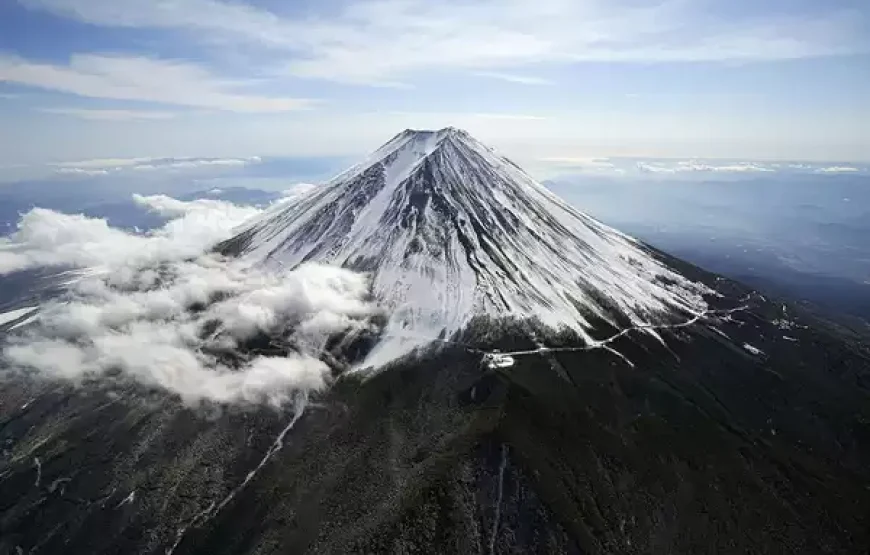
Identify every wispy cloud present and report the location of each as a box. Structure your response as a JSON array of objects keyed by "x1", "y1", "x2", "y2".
[
  {"x1": 541, "y1": 157, "x2": 867, "y2": 176},
  {"x1": 18, "y1": 0, "x2": 868, "y2": 86},
  {"x1": 53, "y1": 155, "x2": 262, "y2": 174},
  {"x1": 540, "y1": 156, "x2": 622, "y2": 173},
  {"x1": 815, "y1": 166, "x2": 860, "y2": 173},
  {"x1": 542, "y1": 156, "x2": 614, "y2": 166},
  {"x1": 38, "y1": 107, "x2": 177, "y2": 121},
  {"x1": 637, "y1": 160, "x2": 776, "y2": 174},
  {"x1": 19, "y1": 0, "x2": 289, "y2": 42},
  {"x1": 132, "y1": 158, "x2": 260, "y2": 171},
  {"x1": 0, "y1": 54, "x2": 315, "y2": 112},
  {"x1": 475, "y1": 72, "x2": 554, "y2": 86},
  {"x1": 54, "y1": 167, "x2": 111, "y2": 176},
  {"x1": 54, "y1": 157, "x2": 155, "y2": 169}
]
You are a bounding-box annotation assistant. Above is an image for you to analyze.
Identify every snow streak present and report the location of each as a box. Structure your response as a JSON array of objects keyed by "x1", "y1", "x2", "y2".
[{"x1": 223, "y1": 128, "x2": 711, "y2": 369}]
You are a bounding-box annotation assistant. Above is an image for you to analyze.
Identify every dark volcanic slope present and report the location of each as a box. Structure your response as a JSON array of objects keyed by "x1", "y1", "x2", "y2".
[{"x1": 2, "y1": 257, "x2": 869, "y2": 555}]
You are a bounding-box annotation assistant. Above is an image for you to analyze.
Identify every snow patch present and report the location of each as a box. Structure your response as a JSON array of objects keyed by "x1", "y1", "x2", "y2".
[{"x1": 0, "y1": 306, "x2": 39, "y2": 328}]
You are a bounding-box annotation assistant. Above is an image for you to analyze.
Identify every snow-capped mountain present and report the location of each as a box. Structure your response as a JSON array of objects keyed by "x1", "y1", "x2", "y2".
[
  {"x1": 4, "y1": 130, "x2": 870, "y2": 555},
  {"x1": 220, "y1": 128, "x2": 709, "y2": 366}
]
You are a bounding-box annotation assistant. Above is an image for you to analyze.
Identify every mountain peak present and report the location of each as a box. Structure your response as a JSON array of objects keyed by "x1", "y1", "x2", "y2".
[
  {"x1": 220, "y1": 129, "x2": 710, "y2": 369},
  {"x1": 374, "y1": 126, "x2": 480, "y2": 163},
  {"x1": 400, "y1": 126, "x2": 469, "y2": 138},
  {"x1": 340, "y1": 126, "x2": 491, "y2": 196}
]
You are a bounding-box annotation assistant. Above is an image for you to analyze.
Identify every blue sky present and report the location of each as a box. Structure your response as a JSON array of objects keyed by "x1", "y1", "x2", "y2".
[{"x1": 1, "y1": 0, "x2": 869, "y2": 170}]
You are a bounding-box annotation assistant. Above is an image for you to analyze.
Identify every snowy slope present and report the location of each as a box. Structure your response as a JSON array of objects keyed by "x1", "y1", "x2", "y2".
[
  {"x1": 0, "y1": 306, "x2": 39, "y2": 328},
  {"x1": 221, "y1": 128, "x2": 710, "y2": 367}
]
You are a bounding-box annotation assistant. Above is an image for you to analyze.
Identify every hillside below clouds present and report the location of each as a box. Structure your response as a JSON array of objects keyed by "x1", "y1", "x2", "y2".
[{"x1": 0, "y1": 129, "x2": 868, "y2": 554}]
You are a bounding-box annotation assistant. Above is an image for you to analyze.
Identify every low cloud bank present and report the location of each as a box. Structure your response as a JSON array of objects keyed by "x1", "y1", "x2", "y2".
[
  {"x1": 53, "y1": 156, "x2": 263, "y2": 176},
  {"x1": 0, "y1": 193, "x2": 374, "y2": 407},
  {"x1": 0, "y1": 194, "x2": 259, "y2": 275},
  {"x1": 541, "y1": 157, "x2": 867, "y2": 177},
  {"x1": 636, "y1": 160, "x2": 775, "y2": 174}
]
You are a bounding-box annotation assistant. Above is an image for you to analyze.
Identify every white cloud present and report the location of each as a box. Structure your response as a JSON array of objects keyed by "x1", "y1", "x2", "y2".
[
  {"x1": 132, "y1": 158, "x2": 259, "y2": 171},
  {"x1": 51, "y1": 155, "x2": 262, "y2": 175},
  {"x1": 132, "y1": 192, "x2": 259, "y2": 219},
  {"x1": 541, "y1": 156, "x2": 617, "y2": 168},
  {"x1": 475, "y1": 72, "x2": 554, "y2": 85},
  {"x1": 20, "y1": 0, "x2": 287, "y2": 39},
  {"x1": 0, "y1": 53, "x2": 315, "y2": 112},
  {"x1": 1, "y1": 195, "x2": 377, "y2": 407},
  {"x1": 276, "y1": 2, "x2": 868, "y2": 84},
  {"x1": 539, "y1": 156, "x2": 625, "y2": 175},
  {"x1": 55, "y1": 167, "x2": 112, "y2": 176},
  {"x1": 38, "y1": 107, "x2": 177, "y2": 121},
  {"x1": 538, "y1": 157, "x2": 870, "y2": 177},
  {"x1": 0, "y1": 194, "x2": 259, "y2": 274},
  {"x1": 693, "y1": 162, "x2": 774, "y2": 173},
  {"x1": 55, "y1": 156, "x2": 156, "y2": 169},
  {"x1": 634, "y1": 160, "x2": 866, "y2": 175},
  {"x1": 815, "y1": 166, "x2": 860, "y2": 173},
  {"x1": 636, "y1": 160, "x2": 776, "y2": 174},
  {"x1": 19, "y1": 0, "x2": 867, "y2": 85}
]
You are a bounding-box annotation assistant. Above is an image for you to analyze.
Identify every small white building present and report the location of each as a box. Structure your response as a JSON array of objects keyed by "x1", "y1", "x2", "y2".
[{"x1": 483, "y1": 352, "x2": 515, "y2": 369}]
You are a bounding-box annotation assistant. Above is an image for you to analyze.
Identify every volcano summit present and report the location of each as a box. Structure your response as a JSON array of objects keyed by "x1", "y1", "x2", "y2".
[
  {"x1": 220, "y1": 128, "x2": 709, "y2": 367},
  {"x1": 1, "y1": 129, "x2": 869, "y2": 554}
]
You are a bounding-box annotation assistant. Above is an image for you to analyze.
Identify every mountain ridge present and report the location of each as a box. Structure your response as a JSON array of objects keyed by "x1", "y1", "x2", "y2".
[{"x1": 219, "y1": 128, "x2": 711, "y2": 368}]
